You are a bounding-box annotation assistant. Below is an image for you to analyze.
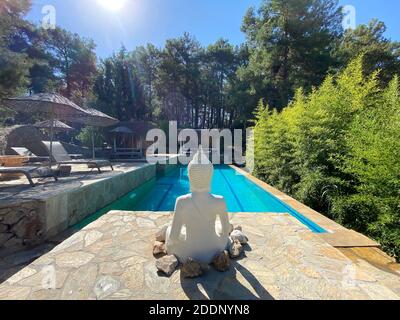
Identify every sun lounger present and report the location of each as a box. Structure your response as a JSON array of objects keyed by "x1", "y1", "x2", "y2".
[
  {"x1": 0, "y1": 166, "x2": 58, "y2": 187},
  {"x1": 42, "y1": 141, "x2": 114, "y2": 173},
  {"x1": 10, "y1": 147, "x2": 50, "y2": 164}
]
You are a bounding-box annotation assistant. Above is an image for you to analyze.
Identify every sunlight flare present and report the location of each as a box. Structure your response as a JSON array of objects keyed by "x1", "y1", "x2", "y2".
[{"x1": 97, "y1": 0, "x2": 127, "y2": 12}]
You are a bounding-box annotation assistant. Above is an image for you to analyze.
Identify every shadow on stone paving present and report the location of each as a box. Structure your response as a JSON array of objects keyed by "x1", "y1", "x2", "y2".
[
  {"x1": 0, "y1": 228, "x2": 77, "y2": 284},
  {"x1": 181, "y1": 261, "x2": 274, "y2": 300}
]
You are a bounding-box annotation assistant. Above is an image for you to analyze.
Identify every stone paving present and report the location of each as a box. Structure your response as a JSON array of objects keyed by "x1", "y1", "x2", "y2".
[{"x1": 0, "y1": 211, "x2": 399, "y2": 300}]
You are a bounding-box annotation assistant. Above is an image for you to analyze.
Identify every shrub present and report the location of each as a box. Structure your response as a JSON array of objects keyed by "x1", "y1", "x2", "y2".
[
  {"x1": 331, "y1": 195, "x2": 379, "y2": 233},
  {"x1": 251, "y1": 56, "x2": 400, "y2": 261}
]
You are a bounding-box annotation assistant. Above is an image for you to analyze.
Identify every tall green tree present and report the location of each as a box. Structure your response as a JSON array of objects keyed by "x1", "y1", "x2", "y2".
[
  {"x1": 0, "y1": 0, "x2": 32, "y2": 98},
  {"x1": 241, "y1": 0, "x2": 343, "y2": 110},
  {"x1": 131, "y1": 44, "x2": 161, "y2": 120},
  {"x1": 336, "y1": 19, "x2": 400, "y2": 85},
  {"x1": 94, "y1": 47, "x2": 146, "y2": 121},
  {"x1": 204, "y1": 39, "x2": 236, "y2": 128},
  {"x1": 155, "y1": 33, "x2": 203, "y2": 127},
  {"x1": 44, "y1": 27, "x2": 97, "y2": 104}
]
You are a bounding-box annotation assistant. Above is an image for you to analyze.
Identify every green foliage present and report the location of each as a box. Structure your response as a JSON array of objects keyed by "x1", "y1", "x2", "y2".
[
  {"x1": 77, "y1": 127, "x2": 104, "y2": 148},
  {"x1": 0, "y1": 2, "x2": 97, "y2": 108},
  {"x1": 336, "y1": 20, "x2": 400, "y2": 86},
  {"x1": 0, "y1": 0, "x2": 33, "y2": 98},
  {"x1": 44, "y1": 27, "x2": 98, "y2": 103},
  {"x1": 94, "y1": 47, "x2": 147, "y2": 121},
  {"x1": 241, "y1": 0, "x2": 343, "y2": 110},
  {"x1": 331, "y1": 195, "x2": 379, "y2": 233},
  {"x1": 251, "y1": 56, "x2": 400, "y2": 261},
  {"x1": 253, "y1": 98, "x2": 301, "y2": 194}
]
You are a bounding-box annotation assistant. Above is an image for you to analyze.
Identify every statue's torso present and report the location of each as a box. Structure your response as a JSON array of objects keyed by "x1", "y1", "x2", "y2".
[{"x1": 166, "y1": 193, "x2": 229, "y2": 263}]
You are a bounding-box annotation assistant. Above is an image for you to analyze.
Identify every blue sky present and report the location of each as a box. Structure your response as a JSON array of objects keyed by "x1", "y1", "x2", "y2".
[{"x1": 27, "y1": 0, "x2": 400, "y2": 58}]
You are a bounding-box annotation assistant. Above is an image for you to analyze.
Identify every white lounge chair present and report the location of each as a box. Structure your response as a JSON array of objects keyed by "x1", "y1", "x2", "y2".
[{"x1": 10, "y1": 147, "x2": 50, "y2": 164}]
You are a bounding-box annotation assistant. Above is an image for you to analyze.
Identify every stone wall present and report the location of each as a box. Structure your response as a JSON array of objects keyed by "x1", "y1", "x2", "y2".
[
  {"x1": 44, "y1": 164, "x2": 157, "y2": 235},
  {"x1": 0, "y1": 200, "x2": 45, "y2": 254},
  {"x1": 0, "y1": 164, "x2": 156, "y2": 255}
]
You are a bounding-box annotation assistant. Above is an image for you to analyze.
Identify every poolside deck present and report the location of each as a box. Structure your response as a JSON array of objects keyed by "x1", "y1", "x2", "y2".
[
  {"x1": 0, "y1": 163, "x2": 144, "y2": 199},
  {"x1": 0, "y1": 162, "x2": 156, "y2": 255},
  {"x1": 0, "y1": 211, "x2": 399, "y2": 300}
]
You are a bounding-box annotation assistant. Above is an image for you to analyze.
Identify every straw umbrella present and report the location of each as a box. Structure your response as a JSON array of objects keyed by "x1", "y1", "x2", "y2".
[
  {"x1": 1, "y1": 93, "x2": 118, "y2": 162},
  {"x1": 35, "y1": 119, "x2": 75, "y2": 147},
  {"x1": 34, "y1": 119, "x2": 75, "y2": 132}
]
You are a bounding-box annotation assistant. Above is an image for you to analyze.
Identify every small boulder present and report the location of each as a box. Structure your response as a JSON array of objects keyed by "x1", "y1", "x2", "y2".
[
  {"x1": 153, "y1": 241, "x2": 167, "y2": 256},
  {"x1": 155, "y1": 225, "x2": 169, "y2": 242},
  {"x1": 228, "y1": 239, "x2": 243, "y2": 259},
  {"x1": 181, "y1": 258, "x2": 206, "y2": 278},
  {"x1": 212, "y1": 251, "x2": 230, "y2": 272},
  {"x1": 156, "y1": 255, "x2": 179, "y2": 277},
  {"x1": 230, "y1": 230, "x2": 248, "y2": 245}
]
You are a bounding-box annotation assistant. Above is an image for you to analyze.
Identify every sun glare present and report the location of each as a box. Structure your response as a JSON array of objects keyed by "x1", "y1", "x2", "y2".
[{"x1": 97, "y1": 0, "x2": 127, "y2": 12}]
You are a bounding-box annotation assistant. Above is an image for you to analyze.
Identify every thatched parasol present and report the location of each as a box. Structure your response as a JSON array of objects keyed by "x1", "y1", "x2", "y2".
[
  {"x1": 69, "y1": 108, "x2": 119, "y2": 128},
  {"x1": 34, "y1": 119, "x2": 75, "y2": 132},
  {"x1": 1, "y1": 93, "x2": 118, "y2": 162}
]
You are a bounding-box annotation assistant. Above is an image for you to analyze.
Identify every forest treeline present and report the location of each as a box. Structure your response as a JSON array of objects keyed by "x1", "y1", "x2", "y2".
[{"x1": 2, "y1": 0, "x2": 400, "y2": 129}]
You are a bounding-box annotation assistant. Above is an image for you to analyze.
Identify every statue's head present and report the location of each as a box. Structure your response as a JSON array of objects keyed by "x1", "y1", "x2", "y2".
[{"x1": 188, "y1": 146, "x2": 214, "y2": 193}]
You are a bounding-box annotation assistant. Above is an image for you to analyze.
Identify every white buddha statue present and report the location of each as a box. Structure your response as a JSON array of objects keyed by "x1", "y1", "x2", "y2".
[{"x1": 165, "y1": 147, "x2": 231, "y2": 264}]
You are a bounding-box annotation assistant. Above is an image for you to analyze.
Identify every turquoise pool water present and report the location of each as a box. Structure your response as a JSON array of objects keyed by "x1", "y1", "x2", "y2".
[{"x1": 77, "y1": 165, "x2": 326, "y2": 233}]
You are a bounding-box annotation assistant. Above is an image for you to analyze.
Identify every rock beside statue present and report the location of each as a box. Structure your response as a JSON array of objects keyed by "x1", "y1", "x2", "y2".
[
  {"x1": 228, "y1": 239, "x2": 243, "y2": 259},
  {"x1": 212, "y1": 251, "x2": 231, "y2": 272},
  {"x1": 230, "y1": 230, "x2": 249, "y2": 245},
  {"x1": 155, "y1": 225, "x2": 169, "y2": 242},
  {"x1": 181, "y1": 258, "x2": 209, "y2": 278},
  {"x1": 153, "y1": 241, "x2": 167, "y2": 256},
  {"x1": 156, "y1": 255, "x2": 179, "y2": 276}
]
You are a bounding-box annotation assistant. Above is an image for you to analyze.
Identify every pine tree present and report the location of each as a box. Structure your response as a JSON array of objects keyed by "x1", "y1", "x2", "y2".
[{"x1": 241, "y1": 0, "x2": 342, "y2": 110}]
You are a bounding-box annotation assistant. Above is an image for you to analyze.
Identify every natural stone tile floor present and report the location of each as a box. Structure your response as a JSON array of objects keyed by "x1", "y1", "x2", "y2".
[{"x1": 0, "y1": 211, "x2": 399, "y2": 300}]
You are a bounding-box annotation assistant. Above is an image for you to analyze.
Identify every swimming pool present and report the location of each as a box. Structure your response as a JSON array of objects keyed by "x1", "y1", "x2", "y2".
[{"x1": 77, "y1": 165, "x2": 326, "y2": 233}]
